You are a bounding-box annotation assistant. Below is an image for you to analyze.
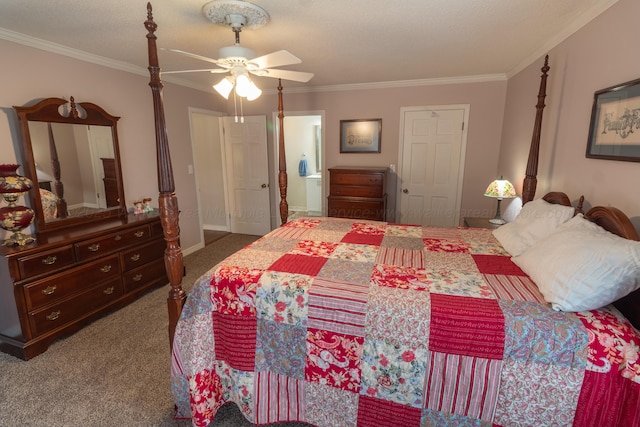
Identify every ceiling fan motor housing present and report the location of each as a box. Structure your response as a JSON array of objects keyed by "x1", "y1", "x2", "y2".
[{"x1": 218, "y1": 45, "x2": 256, "y2": 61}]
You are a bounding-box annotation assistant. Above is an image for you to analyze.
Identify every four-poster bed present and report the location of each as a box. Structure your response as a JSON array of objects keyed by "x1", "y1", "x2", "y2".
[{"x1": 144, "y1": 4, "x2": 640, "y2": 426}]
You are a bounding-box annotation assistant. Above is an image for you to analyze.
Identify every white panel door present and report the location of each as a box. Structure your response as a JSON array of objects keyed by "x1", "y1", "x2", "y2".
[
  {"x1": 222, "y1": 115, "x2": 271, "y2": 235},
  {"x1": 87, "y1": 125, "x2": 115, "y2": 209},
  {"x1": 398, "y1": 107, "x2": 467, "y2": 227}
]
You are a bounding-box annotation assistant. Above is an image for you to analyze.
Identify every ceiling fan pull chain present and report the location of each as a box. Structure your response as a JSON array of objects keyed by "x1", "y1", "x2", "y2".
[{"x1": 234, "y1": 90, "x2": 239, "y2": 123}]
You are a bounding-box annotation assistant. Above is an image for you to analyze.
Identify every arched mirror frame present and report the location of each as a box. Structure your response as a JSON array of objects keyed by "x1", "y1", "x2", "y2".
[{"x1": 14, "y1": 97, "x2": 126, "y2": 233}]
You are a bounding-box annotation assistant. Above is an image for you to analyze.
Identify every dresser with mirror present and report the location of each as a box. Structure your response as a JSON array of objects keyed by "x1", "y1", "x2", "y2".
[{"x1": 0, "y1": 97, "x2": 168, "y2": 360}]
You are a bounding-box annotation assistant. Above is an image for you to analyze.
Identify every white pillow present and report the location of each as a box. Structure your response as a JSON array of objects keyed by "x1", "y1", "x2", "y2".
[
  {"x1": 492, "y1": 198, "x2": 575, "y2": 256},
  {"x1": 512, "y1": 214, "x2": 640, "y2": 312}
]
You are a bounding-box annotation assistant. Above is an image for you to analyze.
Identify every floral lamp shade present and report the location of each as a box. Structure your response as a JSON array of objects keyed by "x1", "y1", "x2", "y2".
[
  {"x1": 484, "y1": 177, "x2": 516, "y2": 225},
  {"x1": 484, "y1": 178, "x2": 516, "y2": 199}
]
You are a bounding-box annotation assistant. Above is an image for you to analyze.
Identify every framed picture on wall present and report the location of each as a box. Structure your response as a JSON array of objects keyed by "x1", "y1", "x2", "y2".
[
  {"x1": 340, "y1": 118, "x2": 382, "y2": 153},
  {"x1": 586, "y1": 77, "x2": 640, "y2": 162}
]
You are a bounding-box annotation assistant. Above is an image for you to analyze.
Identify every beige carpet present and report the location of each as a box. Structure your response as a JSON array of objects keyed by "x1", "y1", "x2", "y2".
[{"x1": 0, "y1": 233, "x2": 312, "y2": 427}]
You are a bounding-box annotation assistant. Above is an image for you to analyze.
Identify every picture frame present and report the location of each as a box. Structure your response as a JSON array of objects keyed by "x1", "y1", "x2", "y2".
[
  {"x1": 586, "y1": 77, "x2": 640, "y2": 162},
  {"x1": 340, "y1": 118, "x2": 382, "y2": 153}
]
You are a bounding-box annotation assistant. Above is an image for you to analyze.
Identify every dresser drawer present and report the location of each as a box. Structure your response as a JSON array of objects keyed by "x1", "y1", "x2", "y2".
[
  {"x1": 123, "y1": 257, "x2": 167, "y2": 293},
  {"x1": 28, "y1": 278, "x2": 123, "y2": 336},
  {"x1": 16, "y1": 245, "x2": 75, "y2": 280},
  {"x1": 151, "y1": 219, "x2": 164, "y2": 237},
  {"x1": 329, "y1": 184, "x2": 384, "y2": 198},
  {"x1": 75, "y1": 224, "x2": 151, "y2": 261},
  {"x1": 328, "y1": 197, "x2": 386, "y2": 221},
  {"x1": 23, "y1": 255, "x2": 121, "y2": 311},
  {"x1": 329, "y1": 172, "x2": 384, "y2": 187},
  {"x1": 122, "y1": 238, "x2": 165, "y2": 271}
]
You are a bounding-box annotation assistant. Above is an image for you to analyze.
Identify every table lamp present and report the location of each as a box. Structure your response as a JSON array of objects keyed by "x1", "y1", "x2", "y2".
[{"x1": 484, "y1": 176, "x2": 516, "y2": 225}]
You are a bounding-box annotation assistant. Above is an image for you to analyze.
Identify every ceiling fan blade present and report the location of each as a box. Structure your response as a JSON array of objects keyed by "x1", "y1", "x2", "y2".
[
  {"x1": 259, "y1": 68, "x2": 315, "y2": 83},
  {"x1": 248, "y1": 50, "x2": 301, "y2": 70},
  {"x1": 161, "y1": 69, "x2": 230, "y2": 74},
  {"x1": 163, "y1": 48, "x2": 224, "y2": 67}
]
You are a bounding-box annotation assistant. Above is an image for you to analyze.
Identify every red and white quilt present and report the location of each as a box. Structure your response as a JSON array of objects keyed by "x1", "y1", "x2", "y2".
[{"x1": 171, "y1": 217, "x2": 640, "y2": 427}]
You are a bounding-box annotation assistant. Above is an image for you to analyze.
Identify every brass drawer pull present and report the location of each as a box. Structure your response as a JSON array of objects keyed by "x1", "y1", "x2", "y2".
[
  {"x1": 42, "y1": 256, "x2": 57, "y2": 265},
  {"x1": 134, "y1": 231, "x2": 145, "y2": 238},
  {"x1": 133, "y1": 274, "x2": 143, "y2": 282},
  {"x1": 88, "y1": 243, "x2": 100, "y2": 252},
  {"x1": 100, "y1": 265, "x2": 112, "y2": 273},
  {"x1": 103, "y1": 286, "x2": 115, "y2": 295},
  {"x1": 114, "y1": 235, "x2": 122, "y2": 241},
  {"x1": 46, "y1": 310, "x2": 61, "y2": 321},
  {"x1": 42, "y1": 285, "x2": 57, "y2": 295},
  {"x1": 130, "y1": 254, "x2": 141, "y2": 262}
]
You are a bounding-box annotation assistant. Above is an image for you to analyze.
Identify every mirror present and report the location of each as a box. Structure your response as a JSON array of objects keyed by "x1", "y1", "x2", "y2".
[{"x1": 14, "y1": 97, "x2": 126, "y2": 233}]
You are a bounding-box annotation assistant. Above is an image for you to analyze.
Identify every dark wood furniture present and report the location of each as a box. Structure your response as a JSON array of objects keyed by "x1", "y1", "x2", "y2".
[
  {"x1": 14, "y1": 97, "x2": 126, "y2": 232},
  {"x1": 6, "y1": 69, "x2": 166, "y2": 359},
  {"x1": 463, "y1": 217, "x2": 501, "y2": 229},
  {"x1": 327, "y1": 167, "x2": 388, "y2": 221},
  {"x1": 101, "y1": 157, "x2": 119, "y2": 207},
  {"x1": 0, "y1": 212, "x2": 167, "y2": 360}
]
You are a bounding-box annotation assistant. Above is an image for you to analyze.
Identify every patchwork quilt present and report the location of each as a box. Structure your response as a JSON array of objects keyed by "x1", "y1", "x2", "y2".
[{"x1": 171, "y1": 217, "x2": 640, "y2": 427}]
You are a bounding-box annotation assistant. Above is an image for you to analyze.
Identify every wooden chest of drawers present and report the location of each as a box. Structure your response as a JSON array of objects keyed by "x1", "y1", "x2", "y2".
[
  {"x1": 101, "y1": 157, "x2": 119, "y2": 208},
  {"x1": 327, "y1": 167, "x2": 388, "y2": 221},
  {"x1": 0, "y1": 213, "x2": 167, "y2": 360}
]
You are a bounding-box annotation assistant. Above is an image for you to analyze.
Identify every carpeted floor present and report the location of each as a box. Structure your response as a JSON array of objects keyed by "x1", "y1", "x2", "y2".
[{"x1": 0, "y1": 233, "x2": 312, "y2": 427}]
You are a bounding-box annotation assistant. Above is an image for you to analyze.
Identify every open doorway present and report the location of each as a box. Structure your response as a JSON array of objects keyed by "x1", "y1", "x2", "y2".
[
  {"x1": 189, "y1": 108, "x2": 227, "y2": 251},
  {"x1": 273, "y1": 113, "x2": 324, "y2": 221}
]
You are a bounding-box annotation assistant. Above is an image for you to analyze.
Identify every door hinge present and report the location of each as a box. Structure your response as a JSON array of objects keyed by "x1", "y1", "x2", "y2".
[{"x1": 462, "y1": 121, "x2": 465, "y2": 131}]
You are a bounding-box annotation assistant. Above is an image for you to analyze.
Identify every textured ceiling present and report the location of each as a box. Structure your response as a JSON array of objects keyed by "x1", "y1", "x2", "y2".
[{"x1": 0, "y1": 0, "x2": 618, "y2": 93}]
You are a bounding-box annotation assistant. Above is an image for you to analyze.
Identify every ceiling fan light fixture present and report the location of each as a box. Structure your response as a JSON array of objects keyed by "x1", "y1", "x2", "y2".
[
  {"x1": 213, "y1": 76, "x2": 234, "y2": 99},
  {"x1": 234, "y1": 74, "x2": 253, "y2": 97},
  {"x1": 245, "y1": 83, "x2": 262, "y2": 101}
]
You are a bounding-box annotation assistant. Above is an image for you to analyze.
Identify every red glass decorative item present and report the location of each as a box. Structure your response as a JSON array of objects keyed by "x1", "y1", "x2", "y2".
[{"x1": 0, "y1": 164, "x2": 35, "y2": 246}]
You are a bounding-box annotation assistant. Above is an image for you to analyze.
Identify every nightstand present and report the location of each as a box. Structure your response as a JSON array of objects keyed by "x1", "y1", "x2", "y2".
[{"x1": 463, "y1": 217, "x2": 502, "y2": 230}]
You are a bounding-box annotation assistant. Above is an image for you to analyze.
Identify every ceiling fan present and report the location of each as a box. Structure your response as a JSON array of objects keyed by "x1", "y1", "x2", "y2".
[{"x1": 162, "y1": 0, "x2": 314, "y2": 100}]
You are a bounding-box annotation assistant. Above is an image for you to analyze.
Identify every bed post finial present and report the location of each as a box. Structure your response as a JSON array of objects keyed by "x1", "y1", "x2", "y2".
[
  {"x1": 145, "y1": 3, "x2": 186, "y2": 349},
  {"x1": 522, "y1": 55, "x2": 550, "y2": 204},
  {"x1": 277, "y1": 79, "x2": 289, "y2": 225}
]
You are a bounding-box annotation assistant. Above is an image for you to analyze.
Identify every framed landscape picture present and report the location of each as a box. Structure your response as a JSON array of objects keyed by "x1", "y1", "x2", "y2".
[
  {"x1": 586, "y1": 77, "x2": 640, "y2": 162},
  {"x1": 340, "y1": 118, "x2": 382, "y2": 153}
]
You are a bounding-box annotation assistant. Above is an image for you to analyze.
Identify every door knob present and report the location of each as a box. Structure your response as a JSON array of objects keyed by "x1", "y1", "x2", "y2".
[
  {"x1": 261, "y1": 183, "x2": 268, "y2": 188},
  {"x1": 403, "y1": 188, "x2": 409, "y2": 194}
]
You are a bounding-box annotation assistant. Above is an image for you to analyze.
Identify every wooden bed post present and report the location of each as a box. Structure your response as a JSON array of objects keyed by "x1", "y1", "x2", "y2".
[
  {"x1": 47, "y1": 122, "x2": 68, "y2": 218},
  {"x1": 277, "y1": 80, "x2": 288, "y2": 225},
  {"x1": 522, "y1": 55, "x2": 550, "y2": 204},
  {"x1": 145, "y1": 3, "x2": 186, "y2": 348}
]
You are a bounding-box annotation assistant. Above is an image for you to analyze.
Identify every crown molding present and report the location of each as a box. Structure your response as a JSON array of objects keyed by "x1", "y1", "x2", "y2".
[
  {"x1": 0, "y1": 27, "x2": 507, "y2": 97},
  {"x1": 0, "y1": 0, "x2": 620, "y2": 94},
  {"x1": 0, "y1": 28, "x2": 214, "y2": 93},
  {"x1": 264, "y1": 74, "x2": 507, "y2": 96}
]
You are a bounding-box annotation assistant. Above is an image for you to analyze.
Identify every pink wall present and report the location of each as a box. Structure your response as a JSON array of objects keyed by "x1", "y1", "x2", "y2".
[
  {"x1": 243, "y1": 80, "x2": 508, "y2": 222},
  {"x1": 499, "y1": 0, "x2": 640, "y2": 228},
  {"x1": 0, "y1": 38, "x2": 226, "y2": 249}
]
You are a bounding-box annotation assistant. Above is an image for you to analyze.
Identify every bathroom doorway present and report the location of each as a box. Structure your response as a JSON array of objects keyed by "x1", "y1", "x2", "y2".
[{"x1": 273, "y1": 112, "x2": 324, "y2": 221}]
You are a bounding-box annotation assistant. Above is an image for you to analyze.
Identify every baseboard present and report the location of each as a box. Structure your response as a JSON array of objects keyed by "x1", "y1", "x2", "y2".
[
  {"x1": 203, "y1": 224, "x2": 228, "y2": 232},
  {"x1": 182, "y1": 241, "x2": 205, "y2": 256}
]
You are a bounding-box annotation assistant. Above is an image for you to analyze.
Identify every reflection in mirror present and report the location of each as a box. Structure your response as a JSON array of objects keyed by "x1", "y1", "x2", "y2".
[
  {"x1": 29, "y1": 122, "x2": 115, "y2": 221},
  {"x1": 14, "y1": 97, "x2": 125, "y2": 233}
]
